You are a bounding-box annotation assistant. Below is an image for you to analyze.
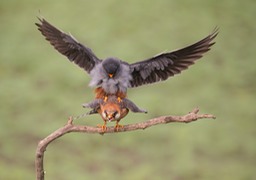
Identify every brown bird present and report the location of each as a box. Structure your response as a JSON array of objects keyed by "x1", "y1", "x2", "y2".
[
  {"x1": 98, "y1": 100, "x2": 128, "y2": 132},
  {"x1": 83, "y1": 95, "x2": 147, "y2": 132}
]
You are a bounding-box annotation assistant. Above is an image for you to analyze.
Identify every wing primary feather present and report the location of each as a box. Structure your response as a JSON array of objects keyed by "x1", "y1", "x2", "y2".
[
  {"x1": 36, "y1": 18, "x2": 102, "y2": 73},
  {"x1": 129, "y1": 28, "x2": 218, "y2": 87}
]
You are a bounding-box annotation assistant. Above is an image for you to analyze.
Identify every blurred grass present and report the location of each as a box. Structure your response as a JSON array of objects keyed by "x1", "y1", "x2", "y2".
[{"x1": 0, "y1": 0, "x2": 256, "y2": 179}]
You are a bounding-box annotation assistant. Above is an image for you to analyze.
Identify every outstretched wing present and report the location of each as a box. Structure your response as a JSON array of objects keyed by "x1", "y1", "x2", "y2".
[
  {"x1": 129, "y1": 29, "x2": 218, "y2": 87},
  {"x1": 36, "y1": 18, "x2": 102, "y2": 73}
]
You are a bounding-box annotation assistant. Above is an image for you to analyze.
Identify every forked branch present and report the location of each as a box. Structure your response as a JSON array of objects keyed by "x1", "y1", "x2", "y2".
[{"x1": 35, "y1": 108, "x2": 215, "y2": 180}]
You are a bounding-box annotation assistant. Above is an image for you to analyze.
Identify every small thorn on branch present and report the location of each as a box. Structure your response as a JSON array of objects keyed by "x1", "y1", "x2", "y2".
[
  {"x1": 67, "y1": 116, "x2": 73, "y2": 125},
  {"x1": 191, "y1": 107, "x2": 200, "y2": 114}
]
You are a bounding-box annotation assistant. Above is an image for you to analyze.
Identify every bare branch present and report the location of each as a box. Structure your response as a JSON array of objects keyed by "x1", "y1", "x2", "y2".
[{"x1": 35, "y1": 108, "x2": 215, "y2": 180}]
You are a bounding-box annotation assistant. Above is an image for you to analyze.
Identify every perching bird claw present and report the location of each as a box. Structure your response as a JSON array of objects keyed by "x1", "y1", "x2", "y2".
[
  {"x1": 114, "y1": 122, "x2": 124, "y2": 132},
  {"x1": 117, "y1": 97, "x2": 122, "y2": 103},
  {"x1": 97, "y1": 122, "x2": 107, "y2": 132},
  {"x1": 104, "y1": 96, "x2": 108, "y2": 102}
]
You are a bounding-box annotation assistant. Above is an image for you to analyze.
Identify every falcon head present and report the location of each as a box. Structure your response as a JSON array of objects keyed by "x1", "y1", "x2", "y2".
[
  {"x1": 102, "y1": 58, "x2": 121, "y2": 78},
  {"x1": 100, "y1": 102, "x2": 121, "y2": 122},
  {"x1": 102, "y1": 109, "x2": 120, "y2": 122}
]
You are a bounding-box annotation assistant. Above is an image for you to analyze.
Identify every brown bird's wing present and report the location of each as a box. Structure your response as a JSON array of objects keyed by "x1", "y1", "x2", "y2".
[
  {"x1": 35, "y1": 18, "x2": 102, "y2": 73},
  {"x1": 129, "y1": 29, "x2": 218, "y2": 87}
]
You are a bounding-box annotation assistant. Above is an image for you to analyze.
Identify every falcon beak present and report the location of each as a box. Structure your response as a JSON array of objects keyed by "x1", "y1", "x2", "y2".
[
  {"x1": 107, "y1": 115, "x2": 114, "y2": 121},
  {"x1": 108, "y1": 74, "x2": 113, "y2": 78}
]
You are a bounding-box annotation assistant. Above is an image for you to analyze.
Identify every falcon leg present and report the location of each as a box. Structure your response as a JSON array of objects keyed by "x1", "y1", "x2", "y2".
[
  {"x1": 104, "y1": 96, "x2": 108, "y2": 102},
  {"x1": 117, "y1": 96, "x2": 122, "y2": 103},
  {"x1": 114, "y1": 120, "x2": 124, "y2": 132},
  {"x1": 116, "y1": 91, "x2": 126, "y2": 103},
  {"x1": 97, "y1": 120, "x2": 107, "y2": 132}
]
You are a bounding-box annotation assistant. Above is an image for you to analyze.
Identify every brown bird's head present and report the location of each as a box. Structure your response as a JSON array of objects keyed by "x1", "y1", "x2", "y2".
[{"x1": 100, "y1": 102, "x2": 121, "y2": 122}]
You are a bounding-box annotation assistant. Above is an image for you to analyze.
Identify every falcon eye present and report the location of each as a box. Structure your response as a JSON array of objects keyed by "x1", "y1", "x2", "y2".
[
  {"x1": 102, "y1": 110, "x2": 107, "y2": 119},
  {"x1": 113, "y1": 111, "x2": 120, "y2": 119}
]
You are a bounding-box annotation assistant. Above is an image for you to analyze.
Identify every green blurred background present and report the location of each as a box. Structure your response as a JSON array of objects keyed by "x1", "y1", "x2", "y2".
[{"x1": 1, "y1": 0, "x2": 255, "y2": 179}]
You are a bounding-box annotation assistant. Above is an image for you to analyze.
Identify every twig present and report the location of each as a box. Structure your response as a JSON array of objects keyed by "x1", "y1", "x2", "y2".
[{"x1": 35, "y1": 108, "x2": 215, "y2": 180}]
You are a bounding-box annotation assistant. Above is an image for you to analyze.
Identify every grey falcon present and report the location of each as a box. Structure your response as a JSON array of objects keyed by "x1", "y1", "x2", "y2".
[{"x1": 36, "y1": 18, "x2": 218, "y2": 101}]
